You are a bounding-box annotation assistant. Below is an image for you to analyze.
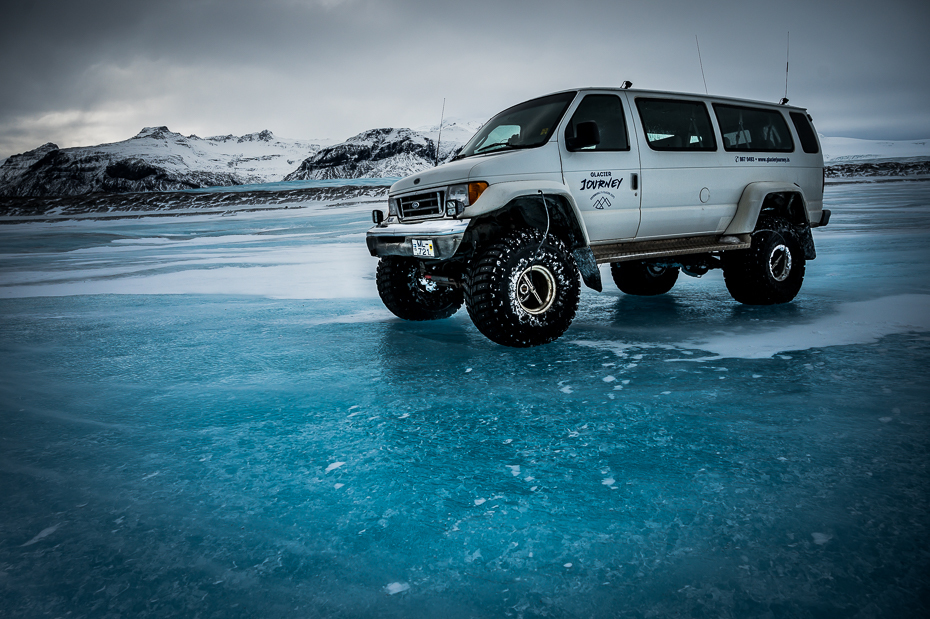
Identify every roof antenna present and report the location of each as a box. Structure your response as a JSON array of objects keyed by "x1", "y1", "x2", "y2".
[
  {"x1": 695, "y1": 35, "x2": 708, "y2": 95},
  {"x1": 434, "y1": 98, "x2": 446, "y2": 166},
  {"x1": 779, "y1": 32, "x2": 790, "y2": 105}
]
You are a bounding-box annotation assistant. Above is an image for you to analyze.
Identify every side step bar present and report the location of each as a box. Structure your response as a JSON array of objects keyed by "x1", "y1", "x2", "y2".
[{"x1": 591, "y1": 234, "x2": 751, "y2": 264}]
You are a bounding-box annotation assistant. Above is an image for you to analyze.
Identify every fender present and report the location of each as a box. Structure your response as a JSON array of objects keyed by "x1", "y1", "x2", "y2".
[
  {"x1": 724, "y1": 181, "x2": 816, "y2": 260},
  {"x1": 464, "y1": 180, "x2": 602, "y2": 291},
  {"x1": 724, "y1": 181, "x2": 810, "y2": 235},
  {"x1": 465, "y1": 180, "x2": 589, "y2": 243}
]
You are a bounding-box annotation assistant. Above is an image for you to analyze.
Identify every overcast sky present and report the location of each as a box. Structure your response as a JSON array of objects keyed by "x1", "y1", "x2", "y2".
[{"x1": 1, "y1": 0, "x2": 928, "y2": 158}]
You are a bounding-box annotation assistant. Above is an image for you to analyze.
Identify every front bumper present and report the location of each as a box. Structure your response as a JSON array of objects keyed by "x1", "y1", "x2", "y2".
[{"x1": 366, "y1": 218, "x2": 470, "y2": 260}]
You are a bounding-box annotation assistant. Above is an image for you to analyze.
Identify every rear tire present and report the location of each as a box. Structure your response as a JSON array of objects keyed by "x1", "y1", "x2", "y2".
[
  {"x1": 723, "y1": 216, "x2": 806, "y2": 305},
  {"x1": 610, "y1": 261, "x2": 679, "y2": 295},
  {"x1": 464, "y1": 228, "x2": 580, "y2": 347},
  {"x1": 376, "y1": 257, "x2": 463, "y2": 320}
]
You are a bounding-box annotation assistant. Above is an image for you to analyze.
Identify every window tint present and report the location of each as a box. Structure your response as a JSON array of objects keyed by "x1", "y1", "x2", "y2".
[
  {"x1": 564, "y1": 94, "x2": 629, "y2": 151},
  {"x1": 635, "y1": 98, "x2": 717, "y2": 151},
  {"x1": 714, "y1": 104, "x2": 794, "y2": 152},
  {"x1": 790, "y1": 112, "x2": 820, "y2": 154}
]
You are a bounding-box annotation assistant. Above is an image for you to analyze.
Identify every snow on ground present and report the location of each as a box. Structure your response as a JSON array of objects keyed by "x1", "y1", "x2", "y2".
[
  {"x1": 575, "y1": 294, "x2": 930, "y2": 360},
  {"x1": 820, "y1": 135, "x2": 930, "y2": 163},
  {"x1": 676, "y1": 294, "x2": 930, "y2": 359},
  {"x1": 0, "y1": 199, "x2": 379, "y2": 299}
]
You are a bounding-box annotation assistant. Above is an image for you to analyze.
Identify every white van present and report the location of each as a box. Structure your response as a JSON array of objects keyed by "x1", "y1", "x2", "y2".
[{"x1": 367, "y1": 87, "x2": 829, "y2": 347}]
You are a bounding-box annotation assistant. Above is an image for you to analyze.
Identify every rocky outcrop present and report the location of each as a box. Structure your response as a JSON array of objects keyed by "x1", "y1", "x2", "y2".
[
  {"x1": 285, "y1": 128, "x2": 463, "y2": 181},
  {"x1": 825, "y1": 159, "x2": 930, "y2": 180}
]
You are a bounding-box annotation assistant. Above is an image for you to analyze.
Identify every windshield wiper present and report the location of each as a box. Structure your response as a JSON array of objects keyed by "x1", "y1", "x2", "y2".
[
  {"x1": 473, "y1": 141, "x2": 513, "y2": 154},
  {"x1": 453, "y1": 141, "x2": 535, "y2": 161},
  {"x1": 474, "y1": 141, "x2": 535, "y2": 155}
]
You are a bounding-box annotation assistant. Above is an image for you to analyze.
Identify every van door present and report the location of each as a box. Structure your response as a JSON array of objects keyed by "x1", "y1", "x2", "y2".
[
  {"x1": 560, "y1": 93, "x2": 641, "y2": 242},
  {"x1": 632, "y1": 97, "x2": 729, "y2": 238}
]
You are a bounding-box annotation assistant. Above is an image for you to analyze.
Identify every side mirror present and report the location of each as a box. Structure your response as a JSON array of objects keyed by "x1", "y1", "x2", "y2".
[{"x1": 567, "y1": 121, "x2": 600, "y2": 150}]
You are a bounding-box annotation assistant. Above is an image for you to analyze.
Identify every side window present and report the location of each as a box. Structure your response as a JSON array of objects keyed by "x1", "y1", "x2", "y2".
[
  {"x1": 790, "y1": 112, "x2": 820, "y2": 154},
  {"x1": 635, "y1": 98, "x2": 717, "y2": 151},
  {"x1": 713, "y1": 104, "x2": 794, "y2": 152},
  {"x1": 564, "y1": 94, "x2": 629, "y2": 151}
]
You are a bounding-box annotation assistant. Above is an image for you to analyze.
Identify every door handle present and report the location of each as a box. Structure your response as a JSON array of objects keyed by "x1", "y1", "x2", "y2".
[{"x1": 631, "y1": 173, "x2": 639, "y2": 191}]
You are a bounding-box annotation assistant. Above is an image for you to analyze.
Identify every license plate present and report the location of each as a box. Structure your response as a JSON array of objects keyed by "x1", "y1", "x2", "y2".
[{"x1": 412, "y1": 239, "x2": 435, "y2": 257}]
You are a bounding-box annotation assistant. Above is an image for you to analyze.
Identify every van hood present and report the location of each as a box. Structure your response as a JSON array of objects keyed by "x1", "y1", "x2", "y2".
[
  {"x1": 389, "y1": 144, "x2": 563, "y2": 195},
  {"x1": 390, "y1": 158, "x2": 477, "y2": 195}
]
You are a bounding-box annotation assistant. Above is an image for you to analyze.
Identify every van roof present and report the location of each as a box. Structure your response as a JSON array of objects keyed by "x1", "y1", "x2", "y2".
[{"x1": 546, "y1": 87, "x2": 809, "y2": 113}]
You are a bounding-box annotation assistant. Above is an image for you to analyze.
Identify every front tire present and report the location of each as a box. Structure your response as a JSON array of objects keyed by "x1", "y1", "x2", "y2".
[
  {"x1": 723, "y1": 216, "x2": 806, "y2": 305},
  {"x1": 376, "y1": 257, "x2": 463, "y2": 320},
  {"x1": 464, "y1": 228, "x2": 580, "y2": 347},
  {"x1": 610, "y1": 261, "x2": 679, "y2": 295}
]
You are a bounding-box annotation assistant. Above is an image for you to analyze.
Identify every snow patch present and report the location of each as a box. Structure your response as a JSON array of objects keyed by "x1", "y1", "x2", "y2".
[
  {"x1": 821, "y1": 135, "x2": 930, "y2": 163},
  {"x1": 383, "y1": 582, "x2": 410, "y2": 595},
  {"x1": 678, "y1": 295, "x2": 930, "y2": 359},
  {"x1": 21, "y1": 524, "x2": 60, "y2": 547},
  {"x1": 811, "y1": 532, "x2": 833, "y2": 545}
]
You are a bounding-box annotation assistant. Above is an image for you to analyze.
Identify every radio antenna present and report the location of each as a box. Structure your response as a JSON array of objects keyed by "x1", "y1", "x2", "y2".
[
  {"x1": 695, "y1": 35, "x2": 708, "y2": 95},
  {"x1": 435, "y1": 98, "x2": 446, "y2": 166},
  {"x1": 780, "y1": 32, "x2": 790, "y2": 104}
]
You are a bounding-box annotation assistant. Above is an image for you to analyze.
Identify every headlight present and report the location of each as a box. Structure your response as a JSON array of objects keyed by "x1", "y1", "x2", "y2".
[
  {"x1": 447, "y1": 184, "x2": 468, "y2": 204},
  {"x1": 388, "y1": 197, "x2": 398, "y2": 216},
  {"x1": 446, "y1": 182, "x2": 489, "y2": 207}
]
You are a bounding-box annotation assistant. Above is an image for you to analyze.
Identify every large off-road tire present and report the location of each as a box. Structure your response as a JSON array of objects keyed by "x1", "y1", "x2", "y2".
[
  {"x1": 723, "y1": 216, "x2": 806, "y2": 305},
  {"x1": 464, "y1": 228, "x2": 580, "y2": 347},
  {"x1": 610, "y1": 261, "x2": 679, "y2": 295},
  {"x1": 376, "y1": 257, "x2": 463, "y2": 320}
]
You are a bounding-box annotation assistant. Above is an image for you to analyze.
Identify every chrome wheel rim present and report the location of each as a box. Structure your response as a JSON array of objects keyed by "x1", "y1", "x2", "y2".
[
  {"x1": 517, "y1": 265, "x2": 556, "y2": 314},
  {"x1": 768, "y1": 244, "x2": 792, "y2": 282}
]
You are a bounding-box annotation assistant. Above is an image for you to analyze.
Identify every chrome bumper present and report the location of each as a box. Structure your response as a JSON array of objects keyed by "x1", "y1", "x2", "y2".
[{"x1": 366, "y1": 218, "x2": 469, "y2": 260}]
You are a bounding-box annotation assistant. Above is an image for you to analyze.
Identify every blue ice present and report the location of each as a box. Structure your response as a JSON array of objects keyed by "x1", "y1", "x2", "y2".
[{"x1": 0, "y1": 182, "x2": 928, "y2": 617}]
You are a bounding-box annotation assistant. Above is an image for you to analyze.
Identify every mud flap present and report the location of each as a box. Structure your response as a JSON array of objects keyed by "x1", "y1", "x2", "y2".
[
  {"x1": 797, "y1": 225, "x2": 816, "y2": 260},
  {"x1": 572, "y1": 247, "x2": 602, "y2": 292}
]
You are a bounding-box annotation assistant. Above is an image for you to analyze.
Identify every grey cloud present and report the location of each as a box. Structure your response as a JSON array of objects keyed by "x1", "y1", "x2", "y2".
[{"x1": 1, "y1": 0, "x2": 929, "y2": 158}]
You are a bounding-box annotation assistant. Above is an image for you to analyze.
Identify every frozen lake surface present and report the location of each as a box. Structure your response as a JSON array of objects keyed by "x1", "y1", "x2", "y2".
[{"x1": 1, "y1": 182, "x2": 929, "y2": 617}]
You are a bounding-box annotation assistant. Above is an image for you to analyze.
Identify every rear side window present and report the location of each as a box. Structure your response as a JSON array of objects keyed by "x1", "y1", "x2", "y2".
[
  {"x1": 790, "y1": 112, "x2": 820, "y2": 154},
  {"x1": 565, "y1": 94, "x2": 629, "y2": 151},
  {"x1": 713, "y1": 104, "x2": 794, "y2": 152},
  {"x1": 635, "y1": 98, "x2": 717, "y2": 151}
]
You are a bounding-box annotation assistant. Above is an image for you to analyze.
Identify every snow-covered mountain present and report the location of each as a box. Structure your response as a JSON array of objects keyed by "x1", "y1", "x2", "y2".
[
  {"x1": 820, "y1": 135, "x2": 930, "y2": 164},
  {"x1": 0, "y1": 127, "x2": 328, "y2": 196},
  {"x1": 4, "y1": 120, "x2": 927, "y2": 197},
  {"x1": 285, "y1": 121, "x2": 482, "y2": 181},
  {"x1": 820, "y1": 136, "x2": 930, "y2": 181}
]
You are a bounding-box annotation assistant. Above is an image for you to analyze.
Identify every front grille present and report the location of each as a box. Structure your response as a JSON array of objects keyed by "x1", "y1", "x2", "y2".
[{"x1": 398, "y1": 191, "x2": 444, "y2": 220}]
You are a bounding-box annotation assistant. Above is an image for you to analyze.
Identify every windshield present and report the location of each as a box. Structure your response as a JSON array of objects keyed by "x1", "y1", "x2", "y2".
[{"x1": 457, "y1": 91, "x2": 577, "y2": 159}]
